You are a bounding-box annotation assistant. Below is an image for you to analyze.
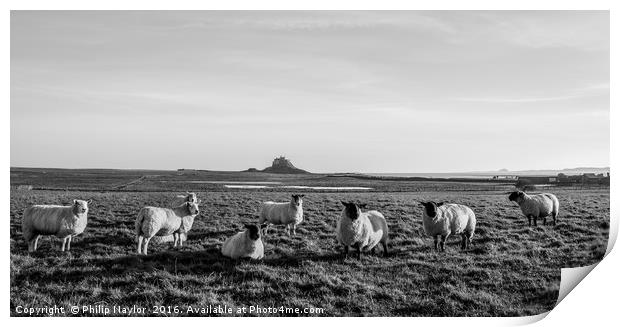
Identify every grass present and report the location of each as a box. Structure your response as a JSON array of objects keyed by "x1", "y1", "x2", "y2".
[{"x1": 9, "y1": 185, "x2": 609, "y2": 317}]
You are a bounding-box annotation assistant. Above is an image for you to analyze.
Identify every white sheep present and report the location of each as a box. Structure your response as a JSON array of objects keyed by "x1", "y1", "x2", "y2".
[
  {"x1": 221, "y1": 224, "x2": 267, "y2": 260},
  {"x1": 172, "y1": 192, "x2": 198, "y2": 207},
  {"x1": 336, "y1": 201, "x2": 389, "y2": 259},
  {"x1": 151, "y1": 192, "x2": 199, "y2": 244},
  {"x1": 508, "y1": 191, "x2": 559, "y2": 226},
  {"x1": 258, "y1": 194, "x2": 304, "y2": 236},
  {"x1": 135, "y1": 202, "x2": 199, "y2": 255},
  {"x1": 22, "y1": 199, "x2": 91, "y2": 252},
  {"x1": 419, "y1": 201, "x2": 476, "y2": 252}
]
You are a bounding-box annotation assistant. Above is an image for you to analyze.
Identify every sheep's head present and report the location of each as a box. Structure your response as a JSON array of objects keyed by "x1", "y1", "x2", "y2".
[
  {"x1": 508, "y1": 191, "x2": 525, "y2": 203},
  {"x1": 341, "y1": 201, "x2": 365, "y2": 220},
  {"x1": 419, "y1": 201, "x2": 444, "y2": 218},
  {"x1": 291, "y1": 194, "x2": 305, "y2": 206},
  {"x1": 245, "y1": 224, "x2": 264, "y2": 241},
  {"x1": 186, "y1": 202, "x2": 200, "y2": 215},
  {"x1": 185, "y1": 192, "x2": 198, "y2": 203},
  {"x1": 72, "y1": 199, "x2": 90, "y2": 215}
]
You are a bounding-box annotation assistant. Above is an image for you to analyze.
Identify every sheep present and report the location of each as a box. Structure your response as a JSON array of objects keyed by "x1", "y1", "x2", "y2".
[
  {"x1": 258, "y1": 194, "x2": 304, "y2": 236},
  {"x1": 336, "y1": 201, "x2": 389, "y2": 259},
  {"x1": 135, "y1": 201, "x2": 199, "y2": 255},
  {"x1": 150, "y1": 192, "x2": 200, "y2": 244},
  {"x1": 221, "y1": 224, "x2": 267, "y2": 260},
  {"x1": 508, "y1": 191, "x2": 559, "y2": 226},
  {"x1": 172, "y1": 192, "x2": 198, "y2": 207},
  {"x1": 419, "y1": 201, "x2": 476, "y2": 252},
  {"x1": 22, "y1": 199, "x2": 91, "y2": 252}
]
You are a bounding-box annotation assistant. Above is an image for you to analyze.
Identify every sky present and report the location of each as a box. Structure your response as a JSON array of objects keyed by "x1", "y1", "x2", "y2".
[{"x1": 10, "y1": 11, "x2": 609, "y2": 173}]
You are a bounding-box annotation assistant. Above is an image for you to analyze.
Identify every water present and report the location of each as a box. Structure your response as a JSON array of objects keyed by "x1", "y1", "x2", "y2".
[
  {"x1": 222, "y1": 185, "x2": 373, "y2": 190},
  {"x1": 180, "y1": 181, "x2": 283, "y2": 184}
]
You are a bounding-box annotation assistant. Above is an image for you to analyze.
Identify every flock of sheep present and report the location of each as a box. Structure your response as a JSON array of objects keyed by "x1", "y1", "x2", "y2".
[{"x1": 19, "y1": 190, "x2": 560, "y2": 259}]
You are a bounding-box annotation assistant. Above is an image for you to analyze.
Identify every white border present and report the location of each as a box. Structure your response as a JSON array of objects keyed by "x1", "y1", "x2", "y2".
[{"x1": 3, "y1": 1, "x2": 616, "y2": 326}]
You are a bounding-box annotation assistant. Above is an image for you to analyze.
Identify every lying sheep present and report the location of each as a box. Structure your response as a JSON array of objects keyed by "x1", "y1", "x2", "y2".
[
  {"x1": 508, "y1": 191, "x2": 559, "y2": 226},
  {"x1": 419, "y1": 201, "x2": 476, "y2": 252},
  {"x1": 336, "y1": 201, "x2": 389, "y2": 259},
  {"x1": 135, "y1": 202, "x2": 199, "y2": 255},
  {"x1": 22, "y1": 199, "x2": 91, "y2": 252},
  {"x1": 221, "y1": 224, "x2": 267, "y2": 260},
  {"x1": 172, "y1": 192, "x2": 198, "y2": 207},
  {"x1": 258, "y1": 194, "x2": 304, "y2": 236}
]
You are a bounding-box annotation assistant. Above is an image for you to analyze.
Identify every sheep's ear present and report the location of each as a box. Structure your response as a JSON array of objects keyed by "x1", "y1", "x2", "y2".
[
  {"x1": 73, "y1": 199, "x2": 79, "y2": 205},
  {"x1": 436, "y1": 202, "x2": 444, "y2": 207},
  {"x1": 341, "y1": 201, "x2": 348, "y2": 206},
  {"x1": 358, "y1": 203, "x2": 367, "y2": 209},
  {"x1": 418, "y1": 201, "x2": 426, "y2": 206},
  {"x1": 299, "y1": 194, "x2": 305, "y2": 198},
  {"x1": 260, "y1": 223, "x2": 268, "y2": 230},
  {"x1": 244, "y1": 224, "x2": 252, "y2": 230}
]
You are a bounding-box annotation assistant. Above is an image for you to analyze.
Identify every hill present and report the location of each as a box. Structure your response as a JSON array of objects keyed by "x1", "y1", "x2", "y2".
[{"x1": 252, "y1": 156, "x2": 310, "y2": 174}]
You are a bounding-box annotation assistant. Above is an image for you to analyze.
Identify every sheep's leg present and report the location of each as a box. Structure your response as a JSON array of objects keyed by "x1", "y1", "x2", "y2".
[
  {"x1": 137, "y1": 235, "x2": 144, "y2": 255},
  {"x1": 533, "y1": 216, "x2": 538, "y2": 226},
  {"x1": 460, "y1": 235, "x2": 467, "y2": 250},
  {"x1": 542, "y1": 216, "x2": 547, "y2": 226},
  {"x1": 179, "y1": 235, "x2": 184, "y2": 247},
  {"x1": 382, "y1": 241, "x2": 389, "y2": 257},
  {"x1": 433, "y1": 235, "x2": 439, "y2": 251},
  {"x1": 173, "y1": 233, "x2": 179, "y2": 248},
  {"x1": 32, "y1": 235, "x2": 41, "y2": 252},
  {"x1": 355, "y1": 244, "x2": 362, "y2": 260},
  {"x1": 61, "y1": 237, "x2": 68, "y2": 252},
  {"x1": 67, "y1": 235, "x2": 72, "y2": 251},
  {"x1": 553, "y1": 213, "x2": 558, "y2": 225},
  {"x1": 143, "y1": 238, "x2": 151, "y2": 255},
  {"x1": 342, "y1": 245, "x2": 348, "y2": 257},
  {"x1": 440, "y1": 234, "x2": 449, "y2": 252},
  {"x1": 527, "y1": 215, "x2": 532, "y2": 226},
  {"x1": 292, "y1": 224, "x2": 297, "y2": 236}
]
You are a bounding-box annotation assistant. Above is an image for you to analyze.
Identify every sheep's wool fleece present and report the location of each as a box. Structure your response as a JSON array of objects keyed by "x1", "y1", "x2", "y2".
[
  {"x1": 517, "y1": 193, "x2": 559, "y2": 218},
  {"x1": 136, "y1": 207, "x2": 188, "y2": 238},
  {"x1": 221, "y1": 231, "x2": 264, "y2": 259},
  {"x1": 423, "y1": 204, "x2": 476, "y2": 237},
  {"x1": 259, "y1": 201, "x2": 303, "y2": 225},
  {"x1": 22, "y1": 204, "x2": 88, "y2": 240},
  {"x1": 336, "y1": 210, "x2": 388, "y2": 252}
]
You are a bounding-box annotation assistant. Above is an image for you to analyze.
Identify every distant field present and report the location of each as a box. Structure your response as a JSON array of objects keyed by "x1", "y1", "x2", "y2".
[
  {"x1": 9, "y1": 173, "x2": 609, "y2": 316},
  {"x1": 10, "y1": 167, "x2": 516, "y2": 192}
]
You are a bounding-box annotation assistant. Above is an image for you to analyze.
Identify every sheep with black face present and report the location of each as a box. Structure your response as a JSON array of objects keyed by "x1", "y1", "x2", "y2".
[
  {"x1": 508, "y1": 191, "x2": 559, "y2": 226},
  {"x1": 221, "y1": 224, "x2": 267, "y2": 260},
  {"x1": 419, "y1": 201, "x2": 476, "y2": 252},
  {"x1": 336, "y1": 201, "x2": 389, "y2": 259}
]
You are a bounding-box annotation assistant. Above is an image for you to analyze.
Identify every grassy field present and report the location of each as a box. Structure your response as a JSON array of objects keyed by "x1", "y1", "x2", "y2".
[{"x1": 10, "y1": 175, "x2": 609, "y2": 317}]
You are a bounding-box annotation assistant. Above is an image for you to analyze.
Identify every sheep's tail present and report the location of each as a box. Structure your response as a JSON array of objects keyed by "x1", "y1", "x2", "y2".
[{"x1": 135, "y1": 208, "x2": 146, "y2": 237}]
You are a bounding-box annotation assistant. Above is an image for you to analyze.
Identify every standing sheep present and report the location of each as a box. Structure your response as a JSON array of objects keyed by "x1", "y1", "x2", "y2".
[
  {"x1": 22, "y1": 199, "x2": 91, "y2": 252},
  {"x1": 221, "y1": 224, "x2": 267, "y2": 260},
  {"x1": 419, "y1": 201, "x2": 476, "y2": 252},
  {"x1": 258, "y1": 194, "x2": 304, "y2": 236},
  {"x1": 135, "y1": 202, "x2": 199, "y2": 255},
  {"x1": 508, "y1": 191, "x2": 559, "y2": 226},
  {"x1": 336, "y1": 202, "x2": 389, "y2": 259}
]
